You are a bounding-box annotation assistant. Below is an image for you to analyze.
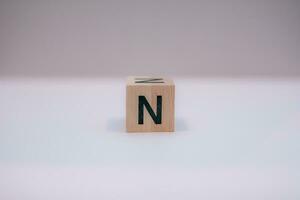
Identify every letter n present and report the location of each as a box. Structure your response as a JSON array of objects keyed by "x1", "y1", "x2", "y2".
[{"x1": 138, "y1": 96, "x2": 162, "y2": 124}]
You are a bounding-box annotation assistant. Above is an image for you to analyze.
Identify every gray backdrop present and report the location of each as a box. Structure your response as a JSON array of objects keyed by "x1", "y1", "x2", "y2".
[{"x1": 1, "y1": 0, "x2": 299, "y2": 77}]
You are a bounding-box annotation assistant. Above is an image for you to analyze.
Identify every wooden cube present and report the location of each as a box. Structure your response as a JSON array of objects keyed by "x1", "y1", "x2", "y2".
[{"x1": 126, "y1": 76, "x2": 175, "y2": 132}]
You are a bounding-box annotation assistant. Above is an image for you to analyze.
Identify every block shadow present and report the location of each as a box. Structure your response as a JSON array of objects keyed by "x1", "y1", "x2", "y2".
[{"x1": 106, "y1": 117, "x2": 188, "y2": 133}]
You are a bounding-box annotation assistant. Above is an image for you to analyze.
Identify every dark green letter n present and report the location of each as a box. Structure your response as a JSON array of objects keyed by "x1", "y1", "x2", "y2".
[{"x1": 138, "y1": 96, "x2": 162, "y2": 124}]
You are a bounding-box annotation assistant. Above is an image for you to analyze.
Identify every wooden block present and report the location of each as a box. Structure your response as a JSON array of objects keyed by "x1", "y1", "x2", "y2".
[{"x1": 126, "y1": 76, "x2": 175, "y2": 132}]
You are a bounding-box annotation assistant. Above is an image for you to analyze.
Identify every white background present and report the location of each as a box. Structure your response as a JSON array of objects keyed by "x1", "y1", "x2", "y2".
[
  {"x1": 1, "y1": 1, "x2": 300, "y2": 198},
  {"x1": 1, "y1": 78, "x2": 300, "y2": 199},
  {"x1": 1, "y1": 0, "x2": 300, "y2": 77}
]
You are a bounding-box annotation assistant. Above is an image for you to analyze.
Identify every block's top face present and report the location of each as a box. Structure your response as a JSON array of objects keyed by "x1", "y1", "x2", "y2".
[{"x1": 126, "y1": 76, "x2": 174, "y2": 86}]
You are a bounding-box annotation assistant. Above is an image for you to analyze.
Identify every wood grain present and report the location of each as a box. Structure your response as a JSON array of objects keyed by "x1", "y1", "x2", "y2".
[{"x1": 126, "y1": 76, "x2": 175, "y2": 132}]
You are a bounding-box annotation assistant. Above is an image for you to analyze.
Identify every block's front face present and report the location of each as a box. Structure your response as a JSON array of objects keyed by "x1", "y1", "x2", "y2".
[{"x1": 126, "y1": 77, "x2": 175, "y2": 132}]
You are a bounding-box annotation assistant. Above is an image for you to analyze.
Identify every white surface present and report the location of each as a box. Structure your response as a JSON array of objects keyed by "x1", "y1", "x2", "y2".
[{"x1": 0, "y1": 78, "x2": 300, "y2": 199}]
